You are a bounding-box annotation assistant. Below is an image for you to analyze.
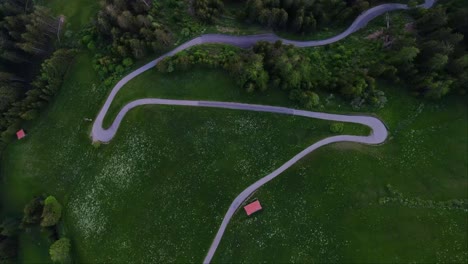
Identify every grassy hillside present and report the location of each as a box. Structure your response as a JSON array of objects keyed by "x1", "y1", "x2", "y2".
[
  {"x1": 213, "y1": 85, "x2": 467, "y2": 263},
  {"x1": 93, "y1": 64, "x2": 468, "y2": 262},
  {"x1": 0, "y1": 0, "x2": 466, "y2": 262},
  {"x1": 1, "y1": 55, "x2": 366, "y2": 262}
]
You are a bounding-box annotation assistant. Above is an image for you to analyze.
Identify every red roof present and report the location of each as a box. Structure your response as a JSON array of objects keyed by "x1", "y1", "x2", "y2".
[
  {"x1": 16, "y1": 129, "x2": 26, "y2": 140},
  {"x1": 244, "y1": 200, "x2": 262, "y2": 216}
]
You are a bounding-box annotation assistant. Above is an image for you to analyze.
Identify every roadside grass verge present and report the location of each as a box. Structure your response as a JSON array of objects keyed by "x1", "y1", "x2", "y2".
[{"x1": 103, "y1": 68, "x2": 294, "y2": 128}]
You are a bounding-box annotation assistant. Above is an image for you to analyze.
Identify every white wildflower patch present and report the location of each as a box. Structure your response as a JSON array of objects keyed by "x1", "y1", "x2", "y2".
[
  {"x1": 68, "y1": 131, "x2": 152, "y2": 242},
  {"x1": 68, "y1": 182, "x2": 109, "y2": 240},
  {"x1": 99, "y1": 131, "x2": 152, "y2": 189}
]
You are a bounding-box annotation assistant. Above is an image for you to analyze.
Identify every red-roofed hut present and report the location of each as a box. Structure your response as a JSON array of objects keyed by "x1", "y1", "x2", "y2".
[
  {"x1": 16, "y1": 129, "x2": 26, "y2": 140},
  {"x1": 244, "y1": 200, "x2": 262, "y2": 216}
]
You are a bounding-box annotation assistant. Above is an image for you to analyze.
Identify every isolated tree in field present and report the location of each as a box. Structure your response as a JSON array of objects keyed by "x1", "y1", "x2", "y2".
[
  {"x1": 41, "y1": 196, "x2": 62, "y2": 227},
  {"x1": 49, "y1": 238, "x2": 70, "y2": 263}
]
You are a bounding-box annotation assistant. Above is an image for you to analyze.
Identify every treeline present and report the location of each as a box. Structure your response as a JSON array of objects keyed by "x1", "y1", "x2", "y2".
[
  {"x1": 157, "y1": 41, "x2": 386, "y2": 109},
  {"x1": 242, "y1": 0, "x2": 390, "y2": 32},
  {"x1": 380, "y1": 3, "x2": 468, "y2": 98},
  {"x1": 0, "y1": 0, "x2": 58, "y2": 117},
  {"x1": 83, "y1": 0, "x2": 178, "y2": 89},
  {"x1": 1, "y1": 195, "x2": 71, "y2": 263},
  {"x1": 0, "y1": 49, "x2": 76, "y2": 145},
  {"x1": 0, "y1": 0, "x2": 76, "y2": 147},
  {"x1": 156, "y1": 44, "x2": 269, "y2": 92},
  {"x1": 95, "y1": 0, "x2": 173, "y2": 59},
  {"x1": 190, "y1": 0, "x2": 387, "y2": 30},
  {"x1": 161, "y1": 0, "x2": 466, "y2": 109}
]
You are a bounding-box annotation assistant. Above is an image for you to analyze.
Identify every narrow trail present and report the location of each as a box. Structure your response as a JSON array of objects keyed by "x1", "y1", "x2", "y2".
[{"x1": 89, "y1": 1, "x2": 436, "y2": 263}]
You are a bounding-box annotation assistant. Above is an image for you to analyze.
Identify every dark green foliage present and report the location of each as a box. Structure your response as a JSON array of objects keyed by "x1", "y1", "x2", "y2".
[
  {"x1": 0, "y1": 49, "x2": 76, "y2": 144},
  {"x1": 0, "y1": 218, "x2": 19, "y2": 237},
  {"x1": 243, "y1": 0, "x2": 375, "y2": 32},
  {"x1": 0, "y1": 4, "x2": 58, "y2": 62},
  {"x1": 380, "y1": 3, "x2": 467, "y2": 98},
  {"x1": 192, "y1": 0, "x2": 224, "y2": 23},
  {"x1": 0, "y1": 72, "x2": 23, "y2": 113},
  {"x1": 0, "y1": 217, "x2": 20, "y2": 262},
  {"x1": 2, "y1": 195, "x2": 65, "y2": 262},
  {"x1": 0, "y1": 0, "x2": 71, "y2": 151},
  {"x1": 253, "y1": 41, "x2": 313, "y2": 92},
  {"x1": 157, "y1": 45, "x2": 269, "y2": 93},
  {"x1": 0, "y1": 235, "x2": 17, "y2": 263},
  {"x1": 122, "y1": 58, "x2": 133, "y2": 67},
  {"x1": 31, "y1": 49, "x2": 78, "y2": 102},
  {"x1": 157, "y1": 40, "x2": 388, "y2": 108},
  {"x1": 289, "y1": 90, "x2": 320, "y2": 109},
  {"x1": 22, "y1": 197, "x2": 45, "y2": 225},
  {"x1": 96, "y1": 0, "x2": 173, "y2": 59}
]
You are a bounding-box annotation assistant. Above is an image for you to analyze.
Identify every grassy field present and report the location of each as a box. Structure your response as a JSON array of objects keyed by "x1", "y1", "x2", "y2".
[
  {"x1": 103, "y1": 68, "x2": 302, "y2": 128},
  {"x1": 1, "y1": 0, "x2": 466, "y2": 262},
  {"x1": 212, "y1": 84, "x2": 468, "y2": 263},
  {"x1": 104, "y1": 65, "x2": 467, "y2": 263},
  {"x1": 0, "y1": 55, "x2": 367, "y2": 262}
]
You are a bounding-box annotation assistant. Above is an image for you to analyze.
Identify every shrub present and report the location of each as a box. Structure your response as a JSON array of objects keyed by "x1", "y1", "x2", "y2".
[
  {"x1": 41, "y1": 196, "x2": 62, "y2": 227},
  {"x1": 330, "y1": 123, "x2": 344, "y2": 133},
  {"x1": 81, "y1": 35, "x2": 92, "y2": 45},
  {"x1": 49, "y1": 238, "x2": 70, "y2": 263},
  {"x1": 122, "y1": 58, "x2": 133, "y2": 67},
  {"x1": 87, "y1": 42, "x2": 96, "y2": 51},
  {"x1": 22, "y1": 197, "x2": 44, "y2": 225}
]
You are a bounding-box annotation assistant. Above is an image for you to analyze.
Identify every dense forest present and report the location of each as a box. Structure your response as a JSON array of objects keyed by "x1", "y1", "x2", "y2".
[
  {"x1": 95, "y1": 0, "x2": 173, "y2": 59},
  {"x1": 242, "y1": 0, "x2": 383, "y2": 32},
  {"x1": 192, "y1": 0, "x2": 225, "y2": 23},
  {"x1": 159, "y1": 1, "x2": 467, "y2": 109},
  {"x1": 191, "y1": 0, "x2": 412, "y2": 31},
  {"x1": 0, "y1": 0, "x2": 76, "y2": 148},
  {"x1": 383, "y1": 3, "x2": 468, "y2": 98}
]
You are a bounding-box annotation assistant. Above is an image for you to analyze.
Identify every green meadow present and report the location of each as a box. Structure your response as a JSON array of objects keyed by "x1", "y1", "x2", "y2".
[
  {"x1": 0, "y1": 0, "x2": 466, "y2": 262},
  {"x1": 1, "y1": 54, "x2": 368, "y2": 262}
]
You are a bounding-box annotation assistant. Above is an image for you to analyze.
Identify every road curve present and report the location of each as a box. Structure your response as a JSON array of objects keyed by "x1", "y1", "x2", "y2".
[
  {"x1": 91, "y1": 0, "x2": 435, "y2": 143},
  {"x1": 89, "y1": 0, "x2": 435, "y2": 263},
  {"x1": 98, "y1": 99, "x2": 388, "y2": 264}
]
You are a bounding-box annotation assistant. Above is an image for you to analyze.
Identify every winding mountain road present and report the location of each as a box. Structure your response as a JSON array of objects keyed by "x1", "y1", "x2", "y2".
[{"x1": 90, "y1": 0, "x2": 435, "y2": 263}]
